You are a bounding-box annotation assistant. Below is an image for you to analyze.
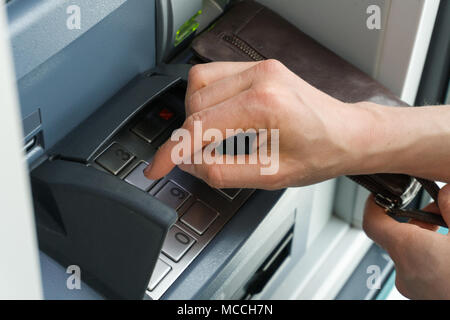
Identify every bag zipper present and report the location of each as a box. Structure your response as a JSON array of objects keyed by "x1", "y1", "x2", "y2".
[{"x1": 222, "y1": 34, "x2": 265, "y2": 61}]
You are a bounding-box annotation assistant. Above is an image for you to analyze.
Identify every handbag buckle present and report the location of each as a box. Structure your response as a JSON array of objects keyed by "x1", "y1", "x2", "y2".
[{"x1": 374, "y1": 194, "x2": 396, "y2": 210}]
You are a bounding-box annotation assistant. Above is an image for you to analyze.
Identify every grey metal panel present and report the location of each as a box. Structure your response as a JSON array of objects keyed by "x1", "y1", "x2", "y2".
[
  {"x1": 51, "y1": 74, "x2": 180, "y2": 160},
  {"x1": 8, "y1": 0, "x2": 156, "y2": 151},
  {"x1": 40, "y1": 251, "x2": 103, "y2": 300},
  {"x1": 22, "y1": 109, "x2": 41, "y2": 139},
  {"x1": 7, "y1": 0, "x2": 126, "y2": 80}
]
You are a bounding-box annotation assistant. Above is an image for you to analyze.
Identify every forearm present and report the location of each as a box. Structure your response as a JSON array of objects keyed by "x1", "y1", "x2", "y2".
[{"x1": 351, "y1": 102, "x2": 450, "y2": 182}]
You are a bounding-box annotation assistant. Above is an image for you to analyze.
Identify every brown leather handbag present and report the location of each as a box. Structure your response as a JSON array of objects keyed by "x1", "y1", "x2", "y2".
[{"x1": 190, "y1": 0, "x2": 446, "y2": 227}]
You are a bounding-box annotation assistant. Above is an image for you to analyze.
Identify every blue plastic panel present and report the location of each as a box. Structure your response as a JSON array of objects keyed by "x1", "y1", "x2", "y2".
[{"x1": 7, "y1": 0, "x2": 156, "y2": 150}]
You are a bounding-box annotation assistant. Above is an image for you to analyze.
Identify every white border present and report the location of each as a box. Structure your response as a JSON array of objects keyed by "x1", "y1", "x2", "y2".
[{"x1": 0, "y1": 5, "x2": 42, "y2": 299}]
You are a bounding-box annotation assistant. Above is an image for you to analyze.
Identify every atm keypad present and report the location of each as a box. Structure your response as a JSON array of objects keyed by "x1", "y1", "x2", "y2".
[
  {"x1": 154, "y1": 181, "x2": 190, "y2": 210},
  {"x1": 161, "y1": 226, "x2": 196, "y2": 262},
  {"x1": 181, "y1": 201, "x2": 218, "y2": 235},
  {"x1": 124, "y1": 162, "x2": 157, "y2": 191},
  {"x1": 89, "y1": 98, "x2": 254, "y2": 300},
  {"x1": 95, "y1": 142, "x2": 134, "y2": 175}
]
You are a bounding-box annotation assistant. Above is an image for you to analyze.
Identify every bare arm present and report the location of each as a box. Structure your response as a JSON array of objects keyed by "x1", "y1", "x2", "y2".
[
  {"x1": 145, "y1": 60, "x2": 450, "y2": 188},
  {"x1": 143, "y1": 60, "x2": 450, "y2": 299},
  {"x1": 352, "y1": 103, "x2": 450, "y2": 182}
]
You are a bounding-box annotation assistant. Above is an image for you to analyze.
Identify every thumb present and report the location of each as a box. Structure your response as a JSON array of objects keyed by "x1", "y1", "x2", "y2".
[{"x1": 438, "y1": 184, "x2": 450, "y2": 227}]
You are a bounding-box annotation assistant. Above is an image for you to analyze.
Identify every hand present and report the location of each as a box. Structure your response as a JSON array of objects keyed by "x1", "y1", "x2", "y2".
[
  {"x1": 363, "y1": 184, "x2": 450, "y2": 299},
  {"x1": 144, "y1": 60, "x2": 374, "y2": 189}
]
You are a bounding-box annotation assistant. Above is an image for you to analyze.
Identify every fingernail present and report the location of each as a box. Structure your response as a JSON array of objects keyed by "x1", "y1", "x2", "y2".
[{"x1": 144, "y1": 162, "x2": 152, "y2": 177}]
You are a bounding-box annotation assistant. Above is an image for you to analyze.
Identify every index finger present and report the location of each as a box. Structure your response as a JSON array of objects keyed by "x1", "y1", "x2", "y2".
[{"x1": 145, "y1": 89, "x2": 266, "y2": 179}]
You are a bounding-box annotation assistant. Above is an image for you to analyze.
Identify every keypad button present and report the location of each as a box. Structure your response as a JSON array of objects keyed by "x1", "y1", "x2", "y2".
[
  {"x1": 95, "y1": 143, "x2": 134, "y2": 175},
  {"x1": 181, "y1": 201, "x2": 218, "y2": 235},
  {"x1": 161, "y1": 226, "x2": 195, "y2": 262},
  {"x1": 217, "y1": 188, "x2": 241, "y2": 200},
  {"x1": 154, "y1": 181, "x2": 190, "y2": 210},
  {"x1": 124, "y1": 162, "x2": 157, "y2": 191},
  {"x1": 148, "y1": 259, "x2": 171, "y2": 291},
  {"x1": 132, "y1": 105, "x2": 177, "y2": 143}
]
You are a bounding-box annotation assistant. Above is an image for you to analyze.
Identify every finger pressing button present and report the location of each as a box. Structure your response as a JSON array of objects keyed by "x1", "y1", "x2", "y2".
[{"x1": 124, "y1": 162, "x2": 157, "y2": 191}]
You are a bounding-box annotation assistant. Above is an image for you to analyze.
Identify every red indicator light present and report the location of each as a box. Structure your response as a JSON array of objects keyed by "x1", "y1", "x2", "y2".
[{"x1": 159, "y1": 108, "x2": 175, "y2": 121}]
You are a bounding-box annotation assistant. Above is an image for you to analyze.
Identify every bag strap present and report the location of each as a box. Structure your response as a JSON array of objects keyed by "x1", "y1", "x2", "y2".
[{"x1": 416, "y1": 177, "x2": 440, "y2": 204}]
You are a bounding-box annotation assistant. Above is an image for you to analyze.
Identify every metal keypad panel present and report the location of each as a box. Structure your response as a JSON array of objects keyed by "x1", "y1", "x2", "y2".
[
  {"x1": 146, "y1": 171, "x2": 253, "y2": 300},
  {"x1": 181, "y1": 201, "x2": 218, "y2": 235},
  {"x1": 96, "y1": 142, "x2": 135, "y2": 175},
  {"x1": 89, "y1": 89, "x2": 254, "y2": 300},
  {"x1": 148, "y1": 259, "x2": 172, "y2": 291}
]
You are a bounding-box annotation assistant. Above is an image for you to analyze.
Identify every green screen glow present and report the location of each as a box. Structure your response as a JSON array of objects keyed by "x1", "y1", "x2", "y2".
[{"x1": 174, "y1": 10, "x2": 202, "y2": 47}]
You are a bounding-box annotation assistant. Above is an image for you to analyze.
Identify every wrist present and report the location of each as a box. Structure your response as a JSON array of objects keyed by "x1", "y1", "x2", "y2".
[
  {"x1": 329, "y1": 101, "x2": 450, "y2": 181},
  {"x1": 339, "y1": 101, "x2": 398, "y2": 175},
  {"x1": 343, "y1": 102, "x2": 439, "y2": 176}
]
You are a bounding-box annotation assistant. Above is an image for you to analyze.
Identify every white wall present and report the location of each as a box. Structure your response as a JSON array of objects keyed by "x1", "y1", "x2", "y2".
[
  {"x1": 378, "y1": 0, "x2": 440, "y2": 104},
  {"x1": 257, "y1": 0, "x2": 389, "y2": 77},
  {"x1": 257, "y1": 0, "x2": 440, "y2": 104},
  {"x1": 0, "y1": 5, "x2": 42, "y2": 299}
]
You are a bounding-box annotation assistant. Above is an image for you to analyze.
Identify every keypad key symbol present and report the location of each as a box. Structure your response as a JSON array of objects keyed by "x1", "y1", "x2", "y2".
[
  {"x1": 115, "y1": 148, "x2": 131, "y2": 161},
  {"x1": 95, "y1": 142, "x2": 135, "y2": 175},
  {"x1": 154, "y1": 181, "x2": 190, "y2": 210},
  {"x1": 161, "y1": 226, "x2": 195, "y2": 262}
]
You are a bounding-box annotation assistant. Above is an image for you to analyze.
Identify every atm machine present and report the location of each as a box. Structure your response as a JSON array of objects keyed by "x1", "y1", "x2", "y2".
[{"x1": 1, "y1": 0, "x2": 441, "y2": 300}]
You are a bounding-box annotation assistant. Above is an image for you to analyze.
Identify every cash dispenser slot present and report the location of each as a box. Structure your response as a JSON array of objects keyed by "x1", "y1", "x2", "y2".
[{"x1": 241, "y1": 227, "x2": 294, "y2": 299}]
